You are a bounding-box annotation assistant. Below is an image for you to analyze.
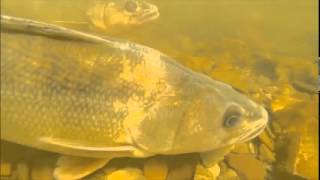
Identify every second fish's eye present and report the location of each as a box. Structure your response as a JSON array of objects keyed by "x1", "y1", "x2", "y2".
[{"x1": 125, "y1": 0, "x2": 138, "y2": 12}]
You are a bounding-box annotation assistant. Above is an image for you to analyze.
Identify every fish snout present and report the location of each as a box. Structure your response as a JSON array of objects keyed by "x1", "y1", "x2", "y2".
[
  {"x1": 248, "y1": 105, "x2": 269, "y2": 123},
  {"x1": 251, "y1": 105, "x2": 269, "y2": 130},
  {"x1": 237, "y1": 106, "x2": 269, "y2": 143},
  {"x1": 257, "y1": 105, "x2": 269, "y2": 125},
  {"x1": 140, "y1": 2, "x2": 159, "y2": 21}
]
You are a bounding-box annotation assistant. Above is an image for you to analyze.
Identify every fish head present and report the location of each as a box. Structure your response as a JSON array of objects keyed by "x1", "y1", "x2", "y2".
[
  {"x1": 87, "y1": 0, "x2": 159, "y2": 30},
  {"x1": 126, "y1": 69, "x2": 269, "y2": 155},
  {"x1": 168, "y1": 75, "x2": 269, "y2": 154}
]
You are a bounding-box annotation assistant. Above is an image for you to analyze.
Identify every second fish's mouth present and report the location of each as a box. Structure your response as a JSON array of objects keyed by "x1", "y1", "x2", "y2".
[{"x1": 138, "y1": 4, "x2": 159, "y2": 22}]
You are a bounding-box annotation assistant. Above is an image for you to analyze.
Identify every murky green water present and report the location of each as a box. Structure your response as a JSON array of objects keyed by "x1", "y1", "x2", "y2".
[{"x1": 1, "y1": 0, "x2": 318, "y2": 179}]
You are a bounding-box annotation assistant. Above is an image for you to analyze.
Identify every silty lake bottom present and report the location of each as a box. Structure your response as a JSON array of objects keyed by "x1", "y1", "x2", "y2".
[{"x1": 0, "y1": 0, "x2": 318, "y2": 179}]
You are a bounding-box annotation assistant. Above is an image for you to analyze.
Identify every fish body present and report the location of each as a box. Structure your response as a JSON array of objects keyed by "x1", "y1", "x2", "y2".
[{"x1": 1, "y1": 15, "x2": 268, "y2": 179}]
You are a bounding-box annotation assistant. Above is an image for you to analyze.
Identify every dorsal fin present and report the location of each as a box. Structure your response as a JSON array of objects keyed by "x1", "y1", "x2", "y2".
[{"x1": 1, "y1": 15, "x2": 119, "y2": 47}]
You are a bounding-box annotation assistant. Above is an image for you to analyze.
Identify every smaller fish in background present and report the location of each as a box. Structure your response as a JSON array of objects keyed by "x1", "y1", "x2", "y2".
[
  {"x1": 289, "y1": 69, "x2": 318, "y2": 95},
  {"x1": 3, "y1": 0, "x2": 159, "y2": 31},
  {"x1": 86, "y1": 0, "x2": 160, "y2": 30}
]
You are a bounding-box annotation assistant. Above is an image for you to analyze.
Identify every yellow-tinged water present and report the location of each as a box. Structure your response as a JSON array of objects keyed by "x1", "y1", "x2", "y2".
[{"x1": 1, "y1": 0, "x2": 318, "y2": 179}]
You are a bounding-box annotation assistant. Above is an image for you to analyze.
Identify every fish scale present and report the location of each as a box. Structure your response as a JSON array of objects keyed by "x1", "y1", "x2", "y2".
[{"x1": 1, "y1": 25, "x2": 146, "y2": 150}]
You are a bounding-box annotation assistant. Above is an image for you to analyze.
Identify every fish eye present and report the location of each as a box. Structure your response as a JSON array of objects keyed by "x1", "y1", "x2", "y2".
[
  {"x1": 125, "y1": 0, "x2": 138, "y2": 12},
  {"x1": 223, "y1": 106, "x2": 242, "y2": 128},
  {"x1": 224, "y1": 115, "x2": 241, "y2": 128}
]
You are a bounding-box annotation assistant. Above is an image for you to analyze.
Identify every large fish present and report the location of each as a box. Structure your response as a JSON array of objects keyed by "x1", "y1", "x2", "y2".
[{"x1": 0, "y1": 15, "x2": 268, "y2": 179}]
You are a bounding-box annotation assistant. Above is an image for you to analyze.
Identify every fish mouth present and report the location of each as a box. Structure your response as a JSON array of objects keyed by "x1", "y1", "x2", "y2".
[
  {"x1": 237, "y1": 106, "x2": 269, "y2": 143},
  {"x1": 137, "y1": 4, "x2": 159, "y2": 23},
  {"x1": 238, "y1": 124, "x2": 266, "y2": 143}
]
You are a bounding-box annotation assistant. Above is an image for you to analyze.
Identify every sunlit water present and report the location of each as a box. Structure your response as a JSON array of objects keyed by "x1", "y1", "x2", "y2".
[{"x1": 1, "y1": 0, "x2": 318, "y2": 179}]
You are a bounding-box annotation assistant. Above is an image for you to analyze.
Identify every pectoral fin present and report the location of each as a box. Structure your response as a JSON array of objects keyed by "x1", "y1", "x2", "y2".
[
  {"x1": 200, "y1": 145, "x2": 234, "y2": 167},
  {"x1": 39, "y1": 137, "x2": 137, "y2": 157},
  {"x1": 39, "y1": 137, "x2": 151, "y2": 179},
  {"x1": 54, "y1": 155, "x2": 110, "y2": 180}
]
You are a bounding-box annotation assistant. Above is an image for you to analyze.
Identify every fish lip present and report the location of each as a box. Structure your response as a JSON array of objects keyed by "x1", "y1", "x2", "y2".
[
  {"x1": 143, "y1": 9, "x2": 160, "y2": 20},
  {"x1": 239, "y1": 123, "x2": 266, "y2": 143},
  {"x1": 137, "y1": 3, "x2": 159, "y2": 22}
]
